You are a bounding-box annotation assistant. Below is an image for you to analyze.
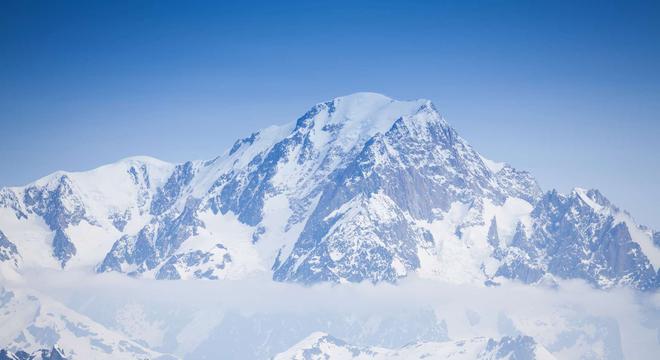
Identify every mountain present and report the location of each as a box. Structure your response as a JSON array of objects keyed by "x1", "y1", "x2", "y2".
[
  {"x1": 0, "y1": 92, "x2": 658, "y2": 290},
  {"x1": 187, "y1": 309, "x2": 449, "y2": 359},
  {"x1": 0, "y1": 157, "x2": 174, "y2": 273},
  {"x1": 272, "y1": 332, "x2": 556, "y2": 360},
  {"x1": 0, "y1": 287, "x2": 175, "y2": 359}
]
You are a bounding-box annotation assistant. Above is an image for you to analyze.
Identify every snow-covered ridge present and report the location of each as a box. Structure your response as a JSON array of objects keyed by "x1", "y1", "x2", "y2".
[{"x1": 0, "y1": 156, "x2": 177, "y2": 271}]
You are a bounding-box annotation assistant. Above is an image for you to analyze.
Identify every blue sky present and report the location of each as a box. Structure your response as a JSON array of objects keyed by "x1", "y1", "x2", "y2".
[{"x1": 1, "y1": 0, "x2": 659, "y2": 228}]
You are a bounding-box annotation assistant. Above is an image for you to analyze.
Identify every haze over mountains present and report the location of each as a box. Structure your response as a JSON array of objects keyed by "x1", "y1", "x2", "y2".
[{"x1": 0, "y1": 93, "x2": 658, "y2": 359}]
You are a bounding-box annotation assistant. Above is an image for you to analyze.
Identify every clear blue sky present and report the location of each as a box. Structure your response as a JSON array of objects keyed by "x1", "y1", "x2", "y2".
[{"x1": 1, "y1": 1, "x2": 659, "y2": 228}]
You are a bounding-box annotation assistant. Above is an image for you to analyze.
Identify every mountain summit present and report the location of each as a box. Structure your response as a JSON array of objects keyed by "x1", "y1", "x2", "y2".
[{"x1": 0, "y1": 93, "x2": 657, "y2": 290}]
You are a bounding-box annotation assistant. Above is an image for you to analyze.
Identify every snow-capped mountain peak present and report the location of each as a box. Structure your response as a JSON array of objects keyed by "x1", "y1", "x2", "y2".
[{"x1": 292, "y1": 92, "x2": 439, "y2": 152}]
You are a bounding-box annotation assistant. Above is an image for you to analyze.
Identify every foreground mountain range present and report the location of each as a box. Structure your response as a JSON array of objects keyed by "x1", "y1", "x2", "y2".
[
  {"x1": 0, "y1": 287, "x2": 172, "y2": 359},
  {"x1": 273, "y1": 332, "x2": 556, "y2": 360},
  {"x1": 0, "y1": 93, "x2": 658, "y2": 359}
]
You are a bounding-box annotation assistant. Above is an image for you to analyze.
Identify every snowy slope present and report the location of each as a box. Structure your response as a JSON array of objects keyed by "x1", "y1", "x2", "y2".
[
  {"x1": 0, "y1": 92, "x2": 657, "y2": 290},
  {"x1": 273, "y1": 332, "x2": 556, "y2": 360}
]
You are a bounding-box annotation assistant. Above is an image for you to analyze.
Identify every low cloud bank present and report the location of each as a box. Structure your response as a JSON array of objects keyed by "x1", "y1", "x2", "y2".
[{"x1": 6, "y1": 268, "x2": 660, "y2": 359}]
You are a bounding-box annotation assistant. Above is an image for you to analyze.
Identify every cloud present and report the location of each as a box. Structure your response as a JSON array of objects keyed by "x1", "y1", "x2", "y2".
[{"x1": 5, "y1": 268, "x2": 660, "y2": 359}]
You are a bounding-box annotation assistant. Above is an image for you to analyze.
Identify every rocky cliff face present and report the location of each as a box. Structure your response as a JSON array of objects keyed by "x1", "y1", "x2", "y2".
[{"x1": 493, "y1": 189, "x2": 659, "y2": 290}]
